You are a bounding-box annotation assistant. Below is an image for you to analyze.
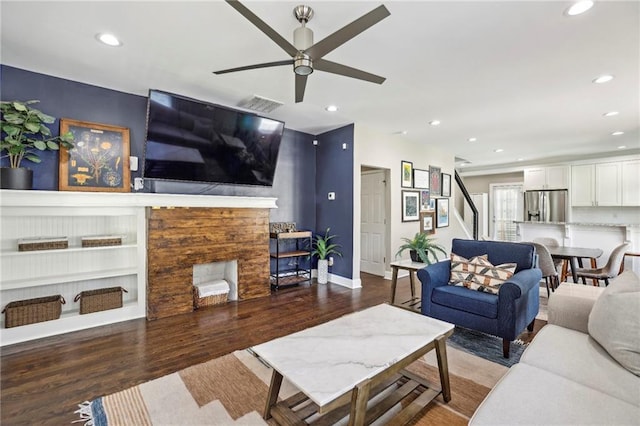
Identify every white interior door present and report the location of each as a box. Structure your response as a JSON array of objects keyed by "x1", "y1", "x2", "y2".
[{"x1": 360, "y1": 169, "x2": 387, "y2": 276}]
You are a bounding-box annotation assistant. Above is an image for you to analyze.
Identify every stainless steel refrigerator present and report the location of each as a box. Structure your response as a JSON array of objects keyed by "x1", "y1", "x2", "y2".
[{"x1": 524, "y1": 189, "x2": 568, "y2": 222}]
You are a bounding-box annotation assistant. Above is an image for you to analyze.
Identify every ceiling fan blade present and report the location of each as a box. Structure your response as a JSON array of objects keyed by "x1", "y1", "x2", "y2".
[
  {"x1": 315, "y1": 59, "x2": 385, "y2": 84},
  {"x1": 304, "y1": 5, "x2": 390, "y2": 60},
  {"x1": 214, "y1": 60, "x2": 293, "y2": 75},
  {"x1": 295, "y1": 74, "x2": 308, "y2": 103},
  {"x1": 225, "y1": 0, "x2": 299, "y2": 57}
]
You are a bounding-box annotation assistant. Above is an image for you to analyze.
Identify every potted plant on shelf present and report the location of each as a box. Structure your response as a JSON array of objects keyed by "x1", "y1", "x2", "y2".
[
  {"x1": 311, "y1": 228, "x2": 342, "y2": 284},
  {"x1": 396, "y1": 232, "x2": 447, "y2": 264},
  {"x1": 0, "y1": 100, "x2": 74, "y2": 189}
]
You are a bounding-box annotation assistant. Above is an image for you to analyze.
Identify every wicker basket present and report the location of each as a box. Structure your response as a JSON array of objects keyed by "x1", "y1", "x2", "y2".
[
  {"x1": 74, "y1": 287, "x2": 127, "y2": 314},
  {"x1": 18, "y1": 237, "x2": 68, "y2": 251},
  {"x1": 2, "y1": 295, "x2": 65, "y2": 328},
  {"x1": 81, "y1": 235, "x2": 123, "y2": 248},
  {"x1": 192, "y1": 286, "x2": 228, "y2": 309}
]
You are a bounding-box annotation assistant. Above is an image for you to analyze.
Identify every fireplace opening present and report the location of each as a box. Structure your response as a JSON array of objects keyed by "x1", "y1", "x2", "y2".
[{"x1": 193, "y1": 260, "x2": 238, "y2": 302}]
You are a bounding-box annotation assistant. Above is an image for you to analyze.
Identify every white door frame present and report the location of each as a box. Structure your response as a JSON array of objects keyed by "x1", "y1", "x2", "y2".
[{"x1": 360, "y1": 167, "x2": 390, "y2": 277}]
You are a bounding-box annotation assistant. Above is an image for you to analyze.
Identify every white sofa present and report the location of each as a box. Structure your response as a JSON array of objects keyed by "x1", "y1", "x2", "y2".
[{"x1": 470, "y1": 271, "x2": 640, "y2": 425}]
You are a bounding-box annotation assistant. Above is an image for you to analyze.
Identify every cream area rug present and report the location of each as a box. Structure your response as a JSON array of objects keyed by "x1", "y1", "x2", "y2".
[{"x1": 76, "y1": 345, "x2": 507, "y2": 426}]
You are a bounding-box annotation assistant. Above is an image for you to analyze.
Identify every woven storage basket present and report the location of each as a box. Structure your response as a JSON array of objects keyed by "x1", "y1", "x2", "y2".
[
  {"x1": 74, "y1": 287, "x2": 127, "y2": 314},
  {"x1": 81, "y1": 236, "x2": 122, "y2": 248},
  {"x1": 2, "y1": 295, "x2": 65, "y2": 328},
  {"x1": 192, "y1": 286, "x2": 228, "y2": 309},
  {"x1": 18, "y1": 237, "x2": 68, "y2": 251}
]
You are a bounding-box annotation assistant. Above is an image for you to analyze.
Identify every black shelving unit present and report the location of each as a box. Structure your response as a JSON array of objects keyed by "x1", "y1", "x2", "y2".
[{"x1": 270, "y1": 231, "x2": 312, "y2": 290}]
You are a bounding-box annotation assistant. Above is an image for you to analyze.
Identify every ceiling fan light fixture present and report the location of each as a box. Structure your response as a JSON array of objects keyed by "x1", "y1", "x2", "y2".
[{"x1": 294, "y1": 53, "x2": 313, "y2": 76}]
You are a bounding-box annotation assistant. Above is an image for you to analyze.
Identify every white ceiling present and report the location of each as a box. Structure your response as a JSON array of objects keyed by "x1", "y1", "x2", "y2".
[{"x1": 2, "y1": 1, "x2": 638, "y2": 172}]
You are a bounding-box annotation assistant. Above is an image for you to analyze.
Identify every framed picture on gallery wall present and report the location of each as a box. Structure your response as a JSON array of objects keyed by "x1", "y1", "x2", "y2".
[
  {"x1": 402, "y1": 190, "x2": 420, "y2": 222},
  {"x1": 420, "y1": 211, "x2": 436, "y2": 234},
  {"x1": 413, "y1": 168, "x2": 430, "y2": 189},
  {"x1": 429, "y1": 165, "x2": 441, "y2": 196},
  {"x1": 58, "y1": 119, "x2": 131, "y2": 192},
  {"x1": 401, "y1": 161, "x2": 413, "y2": 188},
  {"x1": 420, "y1": 189, "x2": 431, "y2": 211},
  {"x1": 441, "y1": 173, "x2": 451, "y2": 197},
  {"x1": 436, "y1": 197, "x2": 450, "y2": 228}
]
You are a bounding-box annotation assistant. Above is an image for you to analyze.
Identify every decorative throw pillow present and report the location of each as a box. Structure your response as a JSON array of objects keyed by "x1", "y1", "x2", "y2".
[
  {"x1": 470, "y1": 256, "x2": 518, "y2": 294},
  {"x1": 588, "y1": 271, "x2": 640, "y2": 376},
  {"x1": 449, "y1": 253, "x2": 517, "y2": 294},
  {"x1": 449, "y1": 253, "x2": 488, "y2": 289}
]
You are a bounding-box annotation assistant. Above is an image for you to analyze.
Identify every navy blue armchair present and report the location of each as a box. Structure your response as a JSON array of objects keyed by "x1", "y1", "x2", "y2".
[{"x1": 418, "y1": 238, "x2": 542, "y2": 357}]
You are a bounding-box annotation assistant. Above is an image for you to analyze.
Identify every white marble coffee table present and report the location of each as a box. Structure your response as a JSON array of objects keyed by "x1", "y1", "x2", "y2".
[{"x1": 251, "y1": 303, "x2": 454, "y2": 425}]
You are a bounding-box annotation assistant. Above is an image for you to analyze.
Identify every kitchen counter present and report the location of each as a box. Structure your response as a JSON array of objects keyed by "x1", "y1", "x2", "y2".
[{"x1": 514, "y1": 221, "x2": 639, "y2": 228}]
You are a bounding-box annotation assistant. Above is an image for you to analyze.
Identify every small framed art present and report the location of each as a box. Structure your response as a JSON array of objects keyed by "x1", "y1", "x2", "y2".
[
  {"x1": 436, "y1": 197, "x2": 450, "y2": 228},
  {"x1": 59, "y1": 119, "x2": 131, "y2": 192},
  {"x1": 413, "y1": 168, "x2": 430, "y2": 189},
  {"x1": 420, "y1": 211, "x2": 436, "y2": 234},
  {"x1": 401, "y1": 161, "x2": 413, "y2": 188},
  {"x1": 429, "y1": 165, "x2": 441, "y2": 196},
  {"x1": 402, "y1": 190, "x2": 420, "y2": 222},
  {"x1": 420, "y1": 189, "x2": 430, "y2": 211},
  {"x1": 441, "y1": 173, "x2": 451, "y2": 197}
]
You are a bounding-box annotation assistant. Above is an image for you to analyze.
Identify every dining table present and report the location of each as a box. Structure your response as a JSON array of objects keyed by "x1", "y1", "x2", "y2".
[{"x1": 547, "y1": 246, "x2": 604, "y2": 284}]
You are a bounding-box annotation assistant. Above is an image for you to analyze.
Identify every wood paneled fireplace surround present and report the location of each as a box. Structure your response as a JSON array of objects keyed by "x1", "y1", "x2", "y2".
[{"x1": 147, "y1": 207, "x2": 271, "y2": 320}]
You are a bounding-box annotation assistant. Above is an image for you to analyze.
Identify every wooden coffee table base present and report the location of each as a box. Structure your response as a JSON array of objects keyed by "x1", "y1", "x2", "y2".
[{"x1": 264, "y1": 335, "x2": 451, "y2": 426}]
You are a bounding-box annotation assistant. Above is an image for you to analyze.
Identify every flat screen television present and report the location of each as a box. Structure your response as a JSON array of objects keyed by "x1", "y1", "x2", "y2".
[{"x1": 143, "y1": 90, "x2": 285, "y2": 186}]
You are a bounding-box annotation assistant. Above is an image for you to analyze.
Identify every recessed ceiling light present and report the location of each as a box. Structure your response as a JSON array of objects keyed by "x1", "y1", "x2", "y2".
[
  {"x1": 603, "y1": 111, "x2": 619, "y2": 117},
  {"x1": 611, "y1": 131, "x2": 624, "y2": 136},
  {"x1": 468, "y1": 137, "x2": 477, "y2": 142},
  {"x1": 401, "y1": 130, "x2": 408, "y2": 135},
  {"x1": 494, "y1": 148, "x2": 504, "y2": 153},
  {"x1": 96, "y1": 33, "x2": 122, "y2": 47},
  {"x1": 593, "y1": 74, "x2": 614, "y2": 84},
  {"x1": 517, "y1": 158, "x2": 524, "y2": 162},
  {"x1": 565, "y1": 1, "x2": 594, "y2": 16},
  {"x1": 618, "y1": 145, "x2": 627, "y2": 149},
  {"x1": 325, "y1": 105, "x2": 338, "y2": 112},
  {"x1": 429, "y1": 120, "x2": 441, "y2": 126}
]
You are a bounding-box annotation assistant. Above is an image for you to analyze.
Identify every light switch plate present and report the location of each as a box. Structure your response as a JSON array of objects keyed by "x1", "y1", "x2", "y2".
[{"x1": 129, "y1": 156, "x2": 139, "y2": 171}]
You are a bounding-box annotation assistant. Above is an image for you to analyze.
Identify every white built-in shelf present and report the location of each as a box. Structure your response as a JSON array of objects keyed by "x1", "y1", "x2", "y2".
[
  {"x1": 1, "y1": 243, "x2": 138, "y2": 257},
  {"x1": 1, "y1": 267, "x2": 138, "y2": 290}
]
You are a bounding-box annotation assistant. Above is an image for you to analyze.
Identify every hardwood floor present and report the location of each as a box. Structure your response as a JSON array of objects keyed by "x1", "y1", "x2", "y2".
[{"x1": 0, "y1": 273, "x2": 545, "y2": 425}]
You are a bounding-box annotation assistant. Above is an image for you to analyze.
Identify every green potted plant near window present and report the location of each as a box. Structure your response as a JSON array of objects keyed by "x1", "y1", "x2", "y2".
[
  {"x1": 311, "y1": 228, "x2": 342, "y2": 284},
  {"x1": 396, "y1": 232, "x2": 447, "y2": 264},
  {"x1": 1, "y1": 100, "x2": 74, "y2": 190}
]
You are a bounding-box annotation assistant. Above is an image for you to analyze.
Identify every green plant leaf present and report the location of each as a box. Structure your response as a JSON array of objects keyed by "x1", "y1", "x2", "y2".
[
  {"x1": 33, "y1": 140, "x2": 47, "y2": 150},
  {"x1": 46, "y1": 141, "x2": 60, "y2": 150},
  {"x1": 24, "y1": 121, "x2": 40, "y2": 132},
  {"x1": 12, "y1": 101, "x2": 27, "y2": 112},
  {"x1": 39, "y1": 124, "x2": 52, "y2": 136},
  {"x1": 2, "y1": 125, "x2": 20, "y2": 136},
  {"x1": 24, "y1": 153, "x2": 41, "y2": 163},
  {"x1": 2, "y1": 113, "x2": 25, "y2": 125}
]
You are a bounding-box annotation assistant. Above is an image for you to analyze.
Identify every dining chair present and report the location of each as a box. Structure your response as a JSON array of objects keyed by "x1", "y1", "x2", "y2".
[
  {"x1": 532, "y1": 242, "x2": 559, "y2": 296},
  {"x1": 575, "y1": 242, "x2": 630, "y2": 286},
  {"x1": 533, "y1": 237, "x2": 566, "y2": 280}
]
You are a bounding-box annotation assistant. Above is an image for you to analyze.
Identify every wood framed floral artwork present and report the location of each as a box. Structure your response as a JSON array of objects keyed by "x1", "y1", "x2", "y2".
[
  {"x1": 436, "y1": 197, "x2": 450, "y2": 228},
  {"x1": 429, "y1": 165, "x2": 441, "y2": 196},
  {"x1": 420, "y1": 211, "x2": 436, "y2": 234},
  {"x1": 59, "y1": 119, "x2": 130, "y2": 192}
]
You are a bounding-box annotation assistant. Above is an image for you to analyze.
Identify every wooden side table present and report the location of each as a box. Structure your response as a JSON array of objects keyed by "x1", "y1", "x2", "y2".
[{"x1": 390, "y1": 259, "x2": 426, "y2": 306}]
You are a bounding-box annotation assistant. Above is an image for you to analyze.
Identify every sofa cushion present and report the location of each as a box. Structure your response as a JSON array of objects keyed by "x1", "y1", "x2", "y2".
[
  {"x1": 432, "y1": 285, "x2": 499, "y2": 318},
  {"x1": 521, "y1": 324, "x2": 640, "y2": 407},
  {"x1": 588, "y1": 271, "x2": 640, "y2": 376},
  {"x1": 469, "y1": 363, "x2": 640, "y2": 425}
]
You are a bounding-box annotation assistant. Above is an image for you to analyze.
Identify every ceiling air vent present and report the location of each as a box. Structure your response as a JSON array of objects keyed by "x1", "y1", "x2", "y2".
[{"x1": 238, "y1": 95, "x2": 283, "y2": 114}]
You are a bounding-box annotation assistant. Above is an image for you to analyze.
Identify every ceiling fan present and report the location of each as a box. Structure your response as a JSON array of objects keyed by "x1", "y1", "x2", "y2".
[{"x1": 214, "y1": 0, "x2": 390, "y2": 103}]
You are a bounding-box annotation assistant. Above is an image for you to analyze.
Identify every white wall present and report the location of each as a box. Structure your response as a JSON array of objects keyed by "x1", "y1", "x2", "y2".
[{"x1": 353, "y1": 124, "x2": 463, "y2": 280}]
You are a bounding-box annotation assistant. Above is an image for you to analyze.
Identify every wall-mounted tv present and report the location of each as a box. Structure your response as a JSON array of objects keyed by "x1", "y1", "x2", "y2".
[{"x1": 143, "y1": 90, "x2": 285, "y2": 186}]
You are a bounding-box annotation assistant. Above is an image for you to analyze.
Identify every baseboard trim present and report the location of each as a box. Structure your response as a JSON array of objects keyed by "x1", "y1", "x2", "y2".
[{"x1": 312, "y1": 269, "x2": 361, "y2": 289}]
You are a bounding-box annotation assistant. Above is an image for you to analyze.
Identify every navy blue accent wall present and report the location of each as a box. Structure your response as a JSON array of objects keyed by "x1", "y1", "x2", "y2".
[
  {"x1": 1, "y1": 65, "x2": 148, "y2": 190},
  {"x1": 315, "y1": 124, "x2": 354, "y2": 279},
  {"x1": 0, "y1": 65, "x2": 316, "y2": 228}
]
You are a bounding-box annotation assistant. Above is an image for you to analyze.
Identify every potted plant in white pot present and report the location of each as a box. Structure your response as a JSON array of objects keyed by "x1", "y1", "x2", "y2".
[
  {"x1": 396, "y1": 232, "x2": 447, "y2": 264},
  {"x1": 0, "y1": 100, "x2": 74, "y2": 189},
  {"x1": 311, "y1": 228, "x2": 342, "y2": 284}
]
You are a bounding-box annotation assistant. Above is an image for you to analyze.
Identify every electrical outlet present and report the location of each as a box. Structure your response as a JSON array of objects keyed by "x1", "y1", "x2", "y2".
[
  {"x1": 328, "y1": 256, "x2": 334, "y2": 266},
  {"x1": 134, "y1": 177, "x2": 144, "y2": 191},
  {"x1": 328, "y1": 192, "x2": 336, "y2": 200}
]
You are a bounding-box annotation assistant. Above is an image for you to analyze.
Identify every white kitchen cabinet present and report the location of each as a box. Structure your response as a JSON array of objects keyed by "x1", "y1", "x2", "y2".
[
  {"x1": 524, "y1": 166, "x2": 569, "y2": 190},
  {"x1": 571, "y1": 162, "x2": 621, "y2": 206},
  {"x1": 622, "y1": 160, "x2": 640, "y2": 206}
]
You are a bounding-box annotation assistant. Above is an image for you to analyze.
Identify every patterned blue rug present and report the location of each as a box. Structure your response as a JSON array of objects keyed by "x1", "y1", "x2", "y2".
[{"x1": 447, "y1": 326, "x2": 527, "y2": 368}]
